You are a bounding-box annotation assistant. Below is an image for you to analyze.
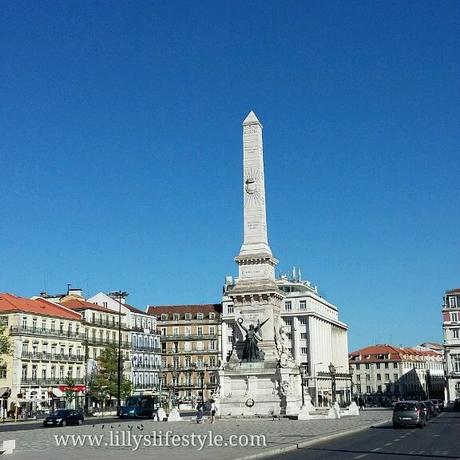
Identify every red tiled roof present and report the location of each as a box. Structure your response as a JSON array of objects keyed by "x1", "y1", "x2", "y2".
[
  {"x1": 147, "y1": 304, "x2": 222, "y2": 317},
  {"x1": 124, "y1": 303, "x2": 146, "y2": 315},
  {"x1": 0, "y1": 293, "x2": 82, "y2": 321},
  {"x1": 60, "y1": 297, "x2": 125, "y2": 315},
  {"x1": 349, "y1": 344, "x2": 442, "y2": 363}
]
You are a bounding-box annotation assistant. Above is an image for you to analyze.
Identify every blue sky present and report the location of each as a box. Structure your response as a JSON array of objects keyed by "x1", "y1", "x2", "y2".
[{"x1": 1, "y1": 1, "x2": 459, "y2": 350}]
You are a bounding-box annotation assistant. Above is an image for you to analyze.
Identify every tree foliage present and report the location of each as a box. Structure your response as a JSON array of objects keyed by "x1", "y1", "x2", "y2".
[
  {"x1": 90, "y1": 343, "x2": 132, "y2": 402},
  {"x1": 0, "y1": 323, "x2": 11, "y2": 363}
]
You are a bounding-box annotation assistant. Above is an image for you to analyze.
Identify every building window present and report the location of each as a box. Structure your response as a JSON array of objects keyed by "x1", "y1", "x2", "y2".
[
  {"x1": 185, "y1": 313, "x2": 191, "y2": 320},
  {"x1": 210, "y1": 340, "x2": 216, "y2": 351},
  {"x1": 299, "y1": 317, "x2": 307, "y2": 325},
  {"x1": 451, "y1": 354, "x2": 460, "y2": 373},
  {"x1": 394, "y1": 373, "x2": 398, "y2": 381},
  {"x1": 209, "y1": 356, "x2": 216, "y2": 367},
  {"x1": 366, "y1": 374, "x2": 370, "y2": 381},
  {"x1": 449, "y1": 296, "x2": 458, "y2": 308},
  {"x1": 453, "y1": 329, "x2": 460, "y2": 339},
  {"x1": 227, "y1": 336, "x2": 233, "y2": 343},
  {"x1": 197, "y1": 326, "x2": 203, "y2": 336},
  {"x1": 357, "y1": 375, "x2": 361, "y2": 381},
  {"x1": 227, "y1": 305, "x2": 234, "y2": 314},
  {"x1": 366, "y1": 386, "x2": 371, "y2": 393},
  {"x1": 356, "y1": 364, "x2": 360, "y2": 370},
  {"x1": 209, "y1": 326, "x2": 215, "y2": 335},
  {"x1": 0, "y1": 367, "x2": 6, "y2": 379},
  {"x1": 300, "y1": 300, "x2": 306, "y2": 310},
  {"x1": 173, "y1": 313, "x2": 180, "y2": 321},
  {"x1": 173, "y1": 327, "x2": 179, "y2": 336},
  {"x1": 184, "y1": 341, "x2": 191, "y2": 351},
  {"x1": 301, "y1": 347, "x2": 308, "y2": 354},
  {"x1": 161, "y1": 314, "x2": 168, "y2": 321},
  {"x1": 284, "y1": 301, "x2": 292, "y2": 312},
  {"x1": 393, "y1": 362, "x2": 398, "y2": 369},
  {"x1": 385, "y1": 374, "x2": 390, "y2": 381},
  {"x1": 209, "y1": 313, "x2": 215, "y2": 320},
  {"x1": 376, "y1": 363, "x2": 380, "y2": 369},
  {"x1": 365, "y1": 363, "x2": 370, "y2": 369},
  {"x1": 300, "y1": 332, "x2": 307, "y2": 339},
  {"x1": 185, "y1": 356, "x2": 191, "y2": 367},
  {"x1": 384, "y1": 362, "x2": 389, "y2": 369},
  {"x1": 452, "y1": 312, "x2": 459, "y2": 322},
  {"x1": 377, "y1": 385, "x2": 382, "y2": 392},
  {"x1": 197, "y1": 313, "x2": 204, "y2": 320},
  {"x1": 196, "y1": 341, "x2": 203, "y2": 351},
  {"x1": 185, "y1": 326, "x2": 191, "y2": 336}
]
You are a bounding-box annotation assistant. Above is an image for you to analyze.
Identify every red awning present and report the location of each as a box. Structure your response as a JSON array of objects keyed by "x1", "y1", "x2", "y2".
[{"x1": 58, "y1": 385, "x2": 86, "y2": 393}]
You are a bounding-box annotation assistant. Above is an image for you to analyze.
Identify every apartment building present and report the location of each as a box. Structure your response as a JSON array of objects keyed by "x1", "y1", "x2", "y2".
[
  {"x1": 88, "y1": 292, "x2": 161, "y2": 393},
  {"x1": 221, "y1": 272, "x2": 350, "y2": 406},
  {"x1": 443, "y1": 287, "x2": 460, "y2": 402},
  {"x1": 147, "y1": 304, "x2": 221, "y2": 403},
  {"x1": 0, "y1": 293, "x2": 85, "y2": 415},
  {"x1": 349, "y1": 344, "x2": 444, "y2": 402}
]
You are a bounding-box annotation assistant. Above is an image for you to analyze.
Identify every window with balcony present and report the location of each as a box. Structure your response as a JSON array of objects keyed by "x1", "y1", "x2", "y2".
[
  {"x1": 209, "y1": 326, "x2": 215, "y2": 335},
  {"x1": 32, "y1": 318, "x2": 37, "y2": 331},
  {"x1": 197, "y1": 326, "x2": 203, "y2": 336},
  {"x1": 449, "y1": 296, "x2": 458, "y2": 308},
  {"x1": 22, "y1": 316, "x2": 27, "y2": 329},
  {"x1": 451, "y1": 354, "x2": 460, "y2": 373},
  {"x1": 41, "y1": 319, "x2": 46, "y2": 331},
  {"x1": 173, "y1": 327, "x2": 179, "y2": 336},
  {"x1": 22, "y1": 342, "x2": 28, "y2": 353},
  {"x1": 185, "y1": 356, "x2": 191, "y2": 367},
  {"x1": 299, "y1": 317, "x2": 307, "y2": 325},
  {"x1": 284, "y1": 301, "x2": 292, "y2": 312},
  {"x1": 227, "y1": 305, "x2": 234, "y2": 314},
  {"x1": 452, "y1": 312, "x2": 459, "y2": 322},
  {"x1": 453, "y1": 329, "x2": 460, "y2": 339},
  {"x1": 196, "y1": 341, "x2": 204, "y2": 351},
  {"x1": 51, "y1": 321, "x2": 56, "y2": 332},
  {"x1": 210, "y1": 340, "x2": 216, "y2": 350}
]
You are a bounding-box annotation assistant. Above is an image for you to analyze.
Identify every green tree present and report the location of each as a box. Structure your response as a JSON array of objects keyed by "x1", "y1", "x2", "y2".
[
  {"x1": 64, "y1": 375, "x2": 76, "y2": 406},
  {"x1": 0, "y1": 322, "x2": 11, "y2": 362},
  {"x1": 90, "y1": 343, "x2": 132, "y2": 404}
]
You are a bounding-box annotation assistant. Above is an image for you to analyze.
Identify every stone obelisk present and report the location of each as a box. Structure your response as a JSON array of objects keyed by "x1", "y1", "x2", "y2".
[
  {"x1": 218, "y1": 112, "x2": 302, "y2": 417},
  {"x1": 230, "y1": 111, "x2": 284, "y2": 362}
]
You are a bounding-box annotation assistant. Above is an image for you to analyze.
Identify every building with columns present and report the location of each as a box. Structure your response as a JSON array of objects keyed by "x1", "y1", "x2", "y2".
[{"x1": 443, "y1": 287, "x2": 460, "y2": 402}]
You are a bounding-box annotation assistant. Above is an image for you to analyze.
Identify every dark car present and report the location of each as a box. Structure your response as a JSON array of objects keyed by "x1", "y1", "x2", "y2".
[
  {"x1": 423, "y1": 400, "x2": 438, "y2": 417},
  {"x1": 430, "y1": 399, "x2": 443, "y2": 412},
  {"x1": 419, "y1": 402, "x2": 430, "y2": 420},
  {"x1": 393, "y1": 401, "x2": 426, "y2": 428},
  {"x1": 119, "y1": 395, "x2": 158, "y2": 418},
  {"x1": 43, "y1": 409, "x2": 84, "y2": 427}
]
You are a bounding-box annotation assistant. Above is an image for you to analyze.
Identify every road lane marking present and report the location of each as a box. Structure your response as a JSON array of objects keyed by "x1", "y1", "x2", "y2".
[
  {"x1": 384, "y1": 442, "x2": 393, "y2": 446},
  {"x1": 371, "y1": 447, "x2": 382, "y2": 452},
  {"x1": 353, "y1": 455, "x2": 368, "y2": 459},
  {"x1": 393, "y1": 439, "x2": 401, "y2": 442}
]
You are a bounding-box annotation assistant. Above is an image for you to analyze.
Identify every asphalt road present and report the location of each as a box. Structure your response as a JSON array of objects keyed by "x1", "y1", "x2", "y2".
[{"x1": 276, "y1": 411, "x2": 460, "y2": 460}]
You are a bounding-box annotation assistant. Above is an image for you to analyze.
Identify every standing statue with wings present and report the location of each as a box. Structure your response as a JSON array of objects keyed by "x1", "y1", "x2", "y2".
[{"x1": 237, "y1": 316, "x2": 269, "y2": 362}]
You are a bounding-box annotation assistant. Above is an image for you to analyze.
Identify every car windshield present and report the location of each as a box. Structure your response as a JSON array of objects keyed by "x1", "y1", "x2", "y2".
[
  {"x1": 126, "y1": 397, "x2": 140, "y2": 407},
  {"x1": 424, "y1": 401, "x2": 433, "y2": 407},
  {"x1": 394, "y1": 402, "x2": 416, "y2": 411}
]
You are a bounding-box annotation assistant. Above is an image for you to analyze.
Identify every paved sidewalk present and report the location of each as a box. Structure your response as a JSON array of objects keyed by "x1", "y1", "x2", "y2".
[{"x1": 1, "y1": 409, "x2": 392, "y2": 460}]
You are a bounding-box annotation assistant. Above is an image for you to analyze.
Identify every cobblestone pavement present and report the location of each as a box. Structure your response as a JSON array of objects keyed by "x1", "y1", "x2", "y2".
[{"x1": 0, "y1": 409, "x2": 392, "y2": 460}]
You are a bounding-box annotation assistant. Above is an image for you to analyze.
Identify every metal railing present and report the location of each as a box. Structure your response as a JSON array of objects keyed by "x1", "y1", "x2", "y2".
[
  {"x1": 21, "y1": 351, "x2": 84, "y2": 362},
  {"x1": 10, "y1": 326, "x2": 84, "y2": 339}
]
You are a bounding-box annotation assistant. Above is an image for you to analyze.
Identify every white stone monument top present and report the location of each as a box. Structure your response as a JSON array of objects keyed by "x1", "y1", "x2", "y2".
[{"x1": 236, "y1": 110, "x2": 278, "y2": 286}]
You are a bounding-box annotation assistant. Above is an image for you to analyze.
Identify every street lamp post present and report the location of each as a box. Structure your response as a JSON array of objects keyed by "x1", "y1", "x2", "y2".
[
  {"x1": 312, "y1": 362, "x2": 323, "y2": 407},
  {"x1": 109, "y1": 290, "x2": 128, "y2": 416},
  {"x1": 329, "y1": 362, "x2": 337, "y2": 404},
  {"x1": 299, "y1": 364, "x2": 307, "y2": 407}
]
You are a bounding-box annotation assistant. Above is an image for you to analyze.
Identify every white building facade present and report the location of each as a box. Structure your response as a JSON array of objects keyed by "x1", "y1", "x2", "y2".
[
  {"x1": 443, "y1": 287, "x2": 460, "y2": 403},
  {"x1": 88, "y1": 292, "x2": 161, "y2": 394}
]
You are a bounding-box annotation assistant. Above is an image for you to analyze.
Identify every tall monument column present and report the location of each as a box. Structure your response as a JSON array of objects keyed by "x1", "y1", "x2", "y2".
[
  {"x1": 235, "y1": 111, "x2": 279, "y2": 291},
  {"x1": 218, "y1": 111, "x2": 302, "y2": 417}
]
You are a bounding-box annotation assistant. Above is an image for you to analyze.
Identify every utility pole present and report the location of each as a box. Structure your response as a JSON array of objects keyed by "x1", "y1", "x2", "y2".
[{"x1": 109, "y1": 291, "x2": 128, "y2": 416}]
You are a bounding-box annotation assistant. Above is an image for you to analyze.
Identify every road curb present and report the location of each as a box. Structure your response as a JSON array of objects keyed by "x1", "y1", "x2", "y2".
[{"x1": 235, "y1": 418, "x2": 392, "y2": 460}]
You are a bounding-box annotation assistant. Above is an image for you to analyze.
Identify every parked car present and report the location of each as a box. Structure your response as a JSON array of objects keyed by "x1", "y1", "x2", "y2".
[
  {"x1": 393, "y1": 401, "x2": 427, "y2": 428},
  {"x1": 119, "y1": 395, "x2": 159, "y2": 418},
  {"x1": 423, "y1": 400, "x2": 438, "y2": 417},
  {"x1": 430, "y1": 399, "x2": 443, "y2": 412},
  {"x1": 419, "y1": 402, "x2": 430, "y2": 420},
  {"x1": 43, "y1": 409, "x2": 84, "y2": 427}
]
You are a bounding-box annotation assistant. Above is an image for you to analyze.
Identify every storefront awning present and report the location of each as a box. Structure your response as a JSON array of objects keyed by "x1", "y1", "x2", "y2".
[{"x1": 51, "y1": 388, "x2": 63, "y2": 398}]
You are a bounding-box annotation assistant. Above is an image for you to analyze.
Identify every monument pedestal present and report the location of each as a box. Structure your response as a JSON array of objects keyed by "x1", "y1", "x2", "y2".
[{"x1": 218, "y1": 361, "x2": 302, "y2": 417}]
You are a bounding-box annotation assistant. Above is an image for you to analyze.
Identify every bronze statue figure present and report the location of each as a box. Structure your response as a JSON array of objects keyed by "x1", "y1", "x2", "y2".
[{"x1": 237, "y1": 317, "x2": 269, "y2": 362}]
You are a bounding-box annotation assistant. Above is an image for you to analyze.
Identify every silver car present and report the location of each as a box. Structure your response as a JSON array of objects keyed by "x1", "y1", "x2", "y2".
[{"x1": 393, "y1": 401, "x2": 426, "y2": 428}]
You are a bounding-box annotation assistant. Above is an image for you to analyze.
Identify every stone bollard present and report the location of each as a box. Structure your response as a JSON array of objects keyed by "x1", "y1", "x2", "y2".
[
  {"x1": 348, "y1": 401, "x2": 360, "y2": 416},
  {"x1": 1, "y1": 440, "x2": 16, "y2": 455},
  {"x1": 156, "y1": 407, "x2": 166, "y2": 421},
  {"x1": 167, "y1": 407, "x2": 182, "y2": 422}
]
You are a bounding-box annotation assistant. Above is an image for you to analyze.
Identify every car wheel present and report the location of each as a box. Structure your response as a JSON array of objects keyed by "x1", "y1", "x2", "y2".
[{"x1": 61, "y1": 420, "x2": 67, "y2": 427}]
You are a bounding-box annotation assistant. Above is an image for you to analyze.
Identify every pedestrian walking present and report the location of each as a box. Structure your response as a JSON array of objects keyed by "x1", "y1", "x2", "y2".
[{"x1": 210, "y1": 399, "x2": 217, "y2": 423}]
